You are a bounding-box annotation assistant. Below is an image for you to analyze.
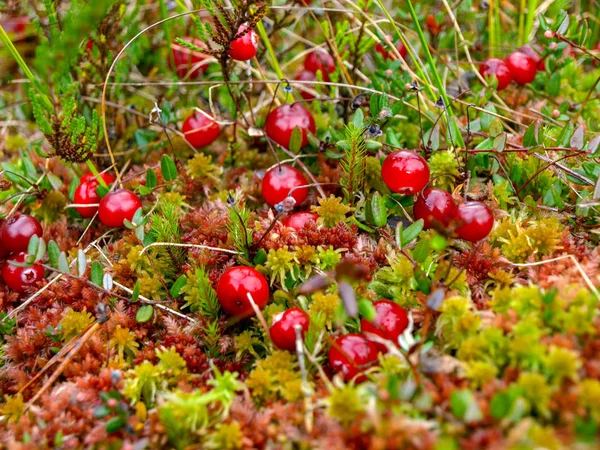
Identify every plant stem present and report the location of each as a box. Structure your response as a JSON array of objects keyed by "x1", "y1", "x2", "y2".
[
  {"x1": 524, "y1": 0, "x2": 539, "y2": 43},
  {"x1": 85, "y1": 160, "x2": 109, "y2": 189},
  {"x1": 255, "y1": 21, "x2": 284, "y2": 80}
]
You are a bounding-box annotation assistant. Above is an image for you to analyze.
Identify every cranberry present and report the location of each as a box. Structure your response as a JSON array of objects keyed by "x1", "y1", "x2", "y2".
[
  {"x1": 375, "y1": 35, "x2": 407, "y2": 60},
  {"x1": 1, "y1": 16, "x2": 29, "y2": 35},
  {"x1": 381, "y1": 150, "x2": 430, "y2": 195},
  {"x1": 262, "y1": 165, "x2": 308, "y2": 207},
  {"x1": 269, "y1": 308, "x2": 310, "y2": 351},
  {"x1": 295, "y1": 70, "x2": 317, "y2": 100},
  {"x1": 505, "y1": 51, "x2": 537, "y2": 85},
  {"x1": 265, "y1": 103, "x2": 316, "y2": 150},
  {"x1": 282, "y1": 212, "x2": 319, "y2": 231},
  {"x1": 413, "y1": 188, "x2": 456, "y2": 230},
  {"x1": 361, "y1": 300, "x2": 409, "y2": 353},
  {"x1": 1, "y1": 214, "x2": 43, "y2": 254},
  {"x1": 74, "y1": 172, "x2": 116, "y2": 218},
  {"x1": 2, "y1": 252, "x2": 44, "y2": 293},
  {"x1": 0, "y1": 220, "x2": 9, "y2": 259},
  {"x1": 328, "y1": 334, "x2": 379, "y2": 382},
  {"x1": 426, "y1": 14, "x2": 442, "y2": 36},
  {"x1": 304, "y1": 49, "x2": 335, "y2": 81},
  {"x1": 170, "y1": 37, "x2": 211, "y2": 79},
  {"x1": 216, "y1": 266, "x2": 269, "y2": 317},
  {"x1": 182, "y1": 111, "x2": 221, "y2": 148},
  {"x1": 479, "y1": 58, "x2": 512, "y2": 90},
  {"x1": 453, "y1": 201, "x2": 494, "y2": 242},
  {"x1": 98, "y1": 189, "x2": 142, "y2": 228},
  {"x1": 228, "y1": 24, "x2": 258, "y2": 61},
  {"x1": 518, "y1": 44, "x2": 545, "y2": 71}
]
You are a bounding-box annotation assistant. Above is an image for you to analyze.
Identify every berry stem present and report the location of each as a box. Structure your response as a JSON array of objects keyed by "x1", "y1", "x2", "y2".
[{"x1": 85, "y1": 160, "x2": 109, "y2": 189}]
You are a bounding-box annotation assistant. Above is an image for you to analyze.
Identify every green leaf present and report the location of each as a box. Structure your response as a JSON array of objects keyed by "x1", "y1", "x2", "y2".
[
  {"x1": 557, "y1": 122, "x2": 575, "y2": 148},
  {"x1": 400, "y1": 219, "x2": 424, "y2": 249},
  {"x1": 47, "y1": 241, "x2": 61, "y2": 269},
  {"x1": 35, "y1": 238, "x2": 46, "y2": 262},
  {"x1": 170, "y1": 276, "x2": 187, "y2": 297},
  {"x1": 480, "y1": 103, "x2": 496, "y2": 131},
  {"x1": 132, "y1": 280, "x2": 141, "y2": 302},
  {"x1": 523, "y1": 122, "x2": 538, "y2": 147},
  {"x1": 136, "y1": 305, "x2": 154, "y2": 323},
  {"x1": 412, "y1": 238, "x2": 430, "y2": 263},
  {"x1": 93, "y1": 405, "x2": 111, "y2": 419},
  {"x1": 160, "y1": 154, "x2": 178, "y2": 181},
  {"x1": 146, "y1": 168, "x2": 157, "y2": 189},
  {"x1": 58, "y1": 252, "x2": 69, "y2": 274},
  {"x1": 570, "y1": 125, "x2": 584, "y2": 150},
  {"x1": 490, "y1": 391, "x2": 512, "y2": 419},
  {"x1": 358, "y1": 298, "x2": 376, "y2": 321},
  {"x1": 538, "y1": 14, "x2": 550, "y2": 31},
  {"x1": 90, "y1": 262, "x2": 103, "y2": 286},
  {"x1": 430, "y1": 234, "x2": 448, "y2": 251},
  {"x1": 105, "y1": 416, "x2": 126, "y2": 433},
  {"x1": 95, "y1": 183, "x2": 109, "y2": 198},
  {"x1": 289, "y1": 126, "x2": 303, "y2": 153},
  {"x1": 352, "y1": 109, "x2": 364, "y2": 128},
  {"x1": 27, "y1": 235, "x2": 39, "y2": 259},
  {"x1": 370, "y1": 192, "x2": 388, "y2": 227},
  {"x1": 253, "y1": 248, "x2": 268, "y2": 265},
  {"x1": 450, "y1": 389, "x2": 483, "y2": 422},
  {"x1": 488, "y1": 119, "x2": 503, "y2": 138},
  {"x1": 547, "y1": 72, "x2": 561, "y2": 97},
  {"x1": 493, "y1": 133, "x2": 506, "y2": 152}
]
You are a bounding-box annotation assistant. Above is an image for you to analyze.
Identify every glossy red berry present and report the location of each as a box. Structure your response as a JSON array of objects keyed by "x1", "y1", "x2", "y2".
[
  {"x1": 304, "y1": 49, "x2": 335, "y2": 81},
  {"x1": 74, "y1": 172, "x2": 116, "y2": 218},
  {"x1": 270, "y1": 308, "x2": 310, "y2": 351},
  {"x1": 413, "y1": 188, "x2": 456, "y2": 230},
  {"x1": 295, "y1": 70, "x2": 317, "y2": 100},
  {"x1": 505, "y1": 51, "x2": 537, "y2": 85},
  {"x1": 265, "y1": 103, "x2": 316, "y2": 150},
  {"x1": 262, "y1": 165, "x2": 308, "y2": 207},
  {"x1": 170, "y1": 37, "x2": 211, "y2": 79},
  {"x1": 98, "y1": 189, "x2": 142, "y2": 228},
  {"x1": 328, "y1": 334, "x2": 379, "y2": 382},
  {"x1": 381, "y1": 150, "x2": 430, "y2": 195},
  {"x1": 182, "y1": 111, "x2": 221, "y2": 148},
  {"x1": 216, "y1": 266, "x2": 269, "y2": 317},
  {"x1": 479, "y1": 58, "x2": 512, "y2": 90},
  {"x1": 282, "y1": 212, "x2": 319, "y2": 231},
  {"x1": 361, "y1": 300, "x2": 409, "y2": 353},
  {"x1": 1, "y1": 214, "x2": 43, "y2": 254},
  {"x1": 375, "y1": 35, "x2": 407, "y2": 60},
  {"x1": 518, "y1": 44, "x2": 545, "y2": 71},
  {"x1": 2, "y1": 252, "x2": 44, "y2": 293},
  {"x1": 228, "y1": 24, "x2": 258, "y2": 61},
  {"x1": 453, "y1": 201, "x2": 494, "y2": 242}
]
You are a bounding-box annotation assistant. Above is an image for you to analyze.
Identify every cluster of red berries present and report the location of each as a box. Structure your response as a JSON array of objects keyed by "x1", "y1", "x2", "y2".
[
  {"x1": 381, "y1": 150, "x2": 495, "y2": 242},
  {"x1": 0, "y1": 214, "x2": 44, "y2": 292},
  {"x1": 479, "y1": 44, "x2": 545, "y2": 90},
  {"x1": 294, "y1": 49, "x2": 336, "y2": 100}
]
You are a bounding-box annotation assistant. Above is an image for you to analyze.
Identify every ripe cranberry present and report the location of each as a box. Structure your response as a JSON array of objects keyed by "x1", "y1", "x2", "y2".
[
  {"x1": 381, "y1": 150, "x2": 430, "y2": 195},
  {"x1": 0, "y1": 220, "x2": 9, "y2": 259},
  {"x1": 505, "y1": 52, "x2": 537, "y2": 85},
  {"x1": 270, "y1": 308, "x2": 310, "y2": 351},
  {"x1": 518, "y1": 44, "x2": 545, "y2": 71},
  {"x1": 453, "y1": 201, "x2": 494, "y2": 242},
  {"x1": 361, "y1": 300, "x2": 409, "y2": 353},
  {"x1": 2, "y1": 252, "x2": 44, "y2": 293},
  {"x1": 98, "y1": 189, "x2": 142, "y2": 227},
  {"x1": 262, "y1": 165, "x2": 308, "y2": 207},
  {"x1": 375, "y1": 35, "x2": 407, "y2": 60},
  {"x1": 1, "y1": 214, "x2": 43, "y2": 254},
  {"x1": 426, "y1": 14, "x2": 442, "y2": 36},
  {"x1": 328, "y1": 334, "x2": 379, "y2": 382},
  {"x1": 228, "y1": 24, "x2": 258, "y2": 61},
  {"x1": 282, "y1": 212, "x2": 319, "y2": 231},
  {"x1": 170, "y1": 37, "x2": 211, "y2": 79},
  {"x1": 74, "y1": 172, "x2": 116, "y2": 218},
  {"x1": 413, "y1": 188, "x2": 456, "y2": 230},
  {"x1": 479, "y1": 58, "x2": 512, "y2": 90},
  {"x1": 182, "y1": 111, "x2": 221, "y2": 148},
  {"x1": 216, "y1": 266, "x2": 269, "y2": 317},
  {"x1": 265, "y1": 103, "x2": 316, "y2": 150},
  {"x1": 295, "y1": 70, "x2": 317, "y2": 100},
  {"x1": 304, "y1": 49, "x2": 335, "y2": 81}
]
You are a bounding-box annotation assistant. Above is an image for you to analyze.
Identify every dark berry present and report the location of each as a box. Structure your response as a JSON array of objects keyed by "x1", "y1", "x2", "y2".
[
  {"x1": 216, "y1": 266, "x2": 269, "y2": 317},
  {"x1": 381, "y1": 150, "x2": 430, "y2": 195},
  {"x1": 269, "y1": 308, "x2": 310, "y2": 351},
  {"x1": 262, "y1": 164, "x2": 308, "y2": 207},
  {"x1": 98, "y1": 189, "x2": 142, "y2": 227}
]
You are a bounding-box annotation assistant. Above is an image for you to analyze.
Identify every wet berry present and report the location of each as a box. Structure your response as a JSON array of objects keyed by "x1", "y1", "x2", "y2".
[
  {"x1": 328, "y1": 333, "x2": 379, "y2": 382},
  {"x1": 265, "y1": 103, "x2": 316, "y2": 150},
  {"x1": 361, "y1": 300, "x2": 409, "y2": 353},
  {"x1": 479, "y1": 58, "x2": 512, "y2": 90},
  {"x1": 1, "y1": 214, "x2": 43, "y2": 254},
  {"x1": 2, "y1": 252, "x2": 44, "y2": 293},
  {"x1": 216, "y1": 266, "x2": 269, "y2": 317},
  {"x1": 413, "y1": 188, "x2": 456, "y2": 230},
  {"x1": 262, "y1": 164, "x2": 308, "y2": 207},
  {"x1": 295, "y1": 70, "x2": 317, "y2": 100},
  {"x1": 228, "y1": 24, "x2": 258, "y2": 61},
  {"x1": 304, "y1": 49, "x2": 335, "y2": 81},
  {"x1": 453, "y1": 201, "x2": 494, "y2": 242},
  {"x1": 381, "y1": 150, "x2": 430, "y2": 195},
  {"x1": 74, "y1": 172, "x2": 116, "y2": 218},
  {"x1": 170, "y1": 37, "x2": 211, "y2": 79},
  {"x1": 98, "y1": 189, "x2": 142, "y2": 227},
  {"x1": 182, "y1": 110, "x2": 221, "y2": 148},
  {"x1": 270, "y1": 308, "x2": 310, "y2": 351},
  {"x1": 518, "y1": 44, "x2": 545, "y2": 71},
  {"x1": 505, "y1": 51, "x2": 537, "y2": 85},
  {"x1": 282, "y1": 212, "x2": 319, "y2": 231}
]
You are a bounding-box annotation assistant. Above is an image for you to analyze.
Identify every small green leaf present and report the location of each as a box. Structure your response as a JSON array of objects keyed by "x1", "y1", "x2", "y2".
[
  {"x1": 547, "y1": 72, "x2": 561, "y2": 97},
  {"x1": 488, "y1": 119, "x2": 503, "y2": 138},
  {"x1": 352, "y1": 109, "x2": 364, "y2": 128},
  {"x1": 47, "y1": 241, "x2": 61, "y2": 269},
  {"x1": 136, "y1": 305, "x2": 154, "y2": 323},
  {"x1": 253, "y1": 248, "x2": 268, "y2": 265},
  {"x1": 358, "y1": 298, "x2": 376, "y2": 321},
  {"x1": 412, "y1": 238, "x2": 430, "y2": 263},
  {"x1": 146, "y1": 168, "x2": 157, "y2": 189},
  {"x1": 105, "y1": 416, "x2": 126, "y2": 433},
  {"x1": 480, "y1": 103, "x2": 496, "y2": 131},
  {"x1": 370, "y1": 192, "x2": 388, "y2": 227},
  {"x1": 58, "y1": 252, "x2": 69, "y2": 274},
  {"x1": 93, "y1": 405, "x2": 111, "y2": 418},
  {"x1": 35, "y1": 238, "x2": 46, "y2": 262},
  {"x1": 431, "y1": 234, "x2": 448, "y2": 251},
  {"x1": 27, "y1": 235, "x2": 39, "y2": 258},
  {"x1": 289, "y1": 126, "x2": 303, "y2": 153},
  {"x1": 77, "y1": 250, "x2": 87, "y2": 277},
  {"x1": 91, "y1": 262, "x2": 103, "y2": 286},
  {"x1": 570, "y1": 125, "x2": 584, "y2": 150},
  {"x1": 490, "y1": 391, "x2": 512, "y2": 419},
  {"x1": 523, "y1": 122, "x2": 538, "y2": 147},
  {"x1": 160, "y1": 154, "x2": 178, "y2": 181},
  {"x1": 132, "y1": 280, "x2": 141, "y2": 302},
  {"x1": 493, "y1": 133, "x2": 506, "y2": 152},
  {"x1": 400, "y1": 219, "x2": 424, "y2": 248},
  {"x1": 557, "y1": 122, "x2": 575, "y2": 148},
  {"x1": 170, "y1": 276, "x2": 187, "y2": 297}
]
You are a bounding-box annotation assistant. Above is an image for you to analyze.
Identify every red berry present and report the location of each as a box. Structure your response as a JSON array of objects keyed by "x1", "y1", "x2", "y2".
[
  {"x1": 295, "y1": 70, "x2": 317, "y2": 100},
  {"x1": 1, "y1": 214, "x2": 43, "y2": 254},
  {"x1": 1, "y1": 16, "x2": 29, "y2": 35},
  {"x1": 479, "y1": 58, "x2": 512, "y2": 90},
  {"x1": 262, "y1": 165, "x2": 308, "y2": 207},
  {"x1": 2, "y1": 252, "x2": 44, "y2": 293},
  {"x1": 328, "y1": 334, "x2": 379, "y2": 382},
  {"x1": 381, "y1": 150, "x2": 430, "y2": 195},
  {"x1": 98, "y1": 189, "x2": 142, "y2": 228},
  {"x1": 228, "y1": 24, "x2": 258, "y2": 61},
  {"x1": 453, "y1": 201, "x2": 494, "y2": 242},
  {"x1": 413, "y1": 188, "x2": 456, "y2": 230},
  {"x1": 426, "y1": 14, "x2": 442, "y2": 36},
  {"x1": 518, "y1": 44, "x2": 545, "y2": 71},
  {"x1": 170, "y1": 37, "x2": 211, "y2": 79},
  {"x1": 182, "y1": 111, "x2": 221, "y2": 148},
  {"x1": 270, "y1": 308, "x2": 310, "y2": 351},
  {"x1": 265, "y1": 103, "x2": 316, "y2": 150},
  {"x1": 361, "y1": 300, "x2": 409, "y2": 353},
  {"x1": 396, "y1": 41, "x2": 408, "y2": 59},
  {"x1": 304, "y1": 49, "x2": 335, "y2": 81},
  {"x1": 74, "y1": 172, "x2": 116, "y2": 218},
  {"x1": 375, "y1": 35, "x2": 407, "y2": 60},
  {"x1": 216, "y1": 266, "x2": 269, "y2": 317},
  {"x1": 282, "y1": 212, "x2": 319, "y2": 231},
  {"x1": 505, "y1": 52, "x2": 537, "y2": 85}
]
